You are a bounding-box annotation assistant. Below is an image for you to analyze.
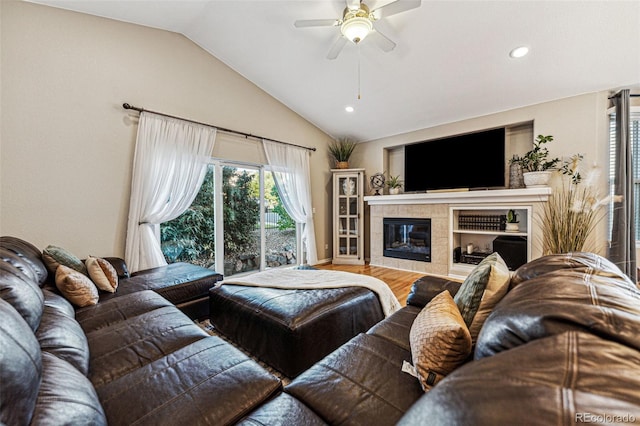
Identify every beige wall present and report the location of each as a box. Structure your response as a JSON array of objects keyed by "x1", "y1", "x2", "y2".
[
  {"x1": 0, "y1": 1, "x2": 335, "y2": 261},
  {"x1": 357, "y1": 91, "x2": 613, "y2": 259}
]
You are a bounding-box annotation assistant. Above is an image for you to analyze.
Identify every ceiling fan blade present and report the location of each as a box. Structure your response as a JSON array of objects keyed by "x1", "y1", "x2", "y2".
[
  {"x1": 327, "y1": 36, "x2": 348, "y2": 60},
  {"x1": 294, "y1": 19, "x2": 340, "y2": 28},
  {"x1": 368, "y1": 30, "x2": 396, "y2": 52},
  {"x1": 345, "y1": 0, "x2": 361, "y2": 11},
  {"x1": 372, "y1": 0, "x2": 421, "y2": 19}
]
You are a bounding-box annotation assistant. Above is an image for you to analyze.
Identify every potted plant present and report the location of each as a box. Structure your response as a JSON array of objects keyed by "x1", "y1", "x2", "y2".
[
  {"x1": 505, "y1": 209, "x2": 519, "y2": 232},
  {"x1": 514, "y1": 134, "x2": 560, "y2": 187},
  {"x1": 386, "y1": 174, "x2": 403, "y2": 195},
  {"x1": 328, "y1": 138, "x2": 357, "y2": 169}
]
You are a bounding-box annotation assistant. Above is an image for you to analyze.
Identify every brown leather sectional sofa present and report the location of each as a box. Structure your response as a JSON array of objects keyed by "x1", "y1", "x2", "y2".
[
  {"x1": 0, "y1": 236, "x2": 279, "y2": 425},
  {"x1": 245, "y1": 252, "x2": 640, "y2": 425},
  {"x1": 2, "y1": 234, "x2": 640, "y2": 425}
]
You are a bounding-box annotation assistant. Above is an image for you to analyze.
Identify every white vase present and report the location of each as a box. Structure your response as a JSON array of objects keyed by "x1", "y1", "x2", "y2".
[
  {"x1": 523, "y1": 171, "x2": 552, "y2": 188},
  {"x1": 389, "y1": 187, "x2": 401, "y2": 195},
  {"x1": 505, "y1": 223, "x2": 519, "y2": 232},
  {"x1": 342, "y1": 178, "x2": 356, "y2": 196}
]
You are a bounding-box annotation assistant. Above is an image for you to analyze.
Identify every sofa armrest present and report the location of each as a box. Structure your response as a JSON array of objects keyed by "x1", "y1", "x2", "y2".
[
  {"x1": 406, "y1": 275, "x2": 462, "y2": 308},
  {"x1": 103, "y1": 257, "x2": 130, "y2": 279}
]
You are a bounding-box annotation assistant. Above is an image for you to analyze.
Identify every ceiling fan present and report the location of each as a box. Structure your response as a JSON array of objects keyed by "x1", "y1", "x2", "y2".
[{"x1": 294, "y1": 0, "x2": 422, "y2": 60}]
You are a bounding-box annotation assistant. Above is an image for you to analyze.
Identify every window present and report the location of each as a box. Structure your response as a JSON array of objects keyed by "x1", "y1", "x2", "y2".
[
  {"x1": 160, "y1": 161, "x2": 297, "y2": 276},
  {"x1": 609, "y1": 108, "x2": 640, "y2": 241}
]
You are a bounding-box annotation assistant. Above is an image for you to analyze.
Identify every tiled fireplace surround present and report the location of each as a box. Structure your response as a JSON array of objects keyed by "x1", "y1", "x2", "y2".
[
  {"x1": 369, "y1": 202, "x2": 450, "y2": 275},
  {"x1": 365, "y1": 188, "x2": 551, "y2": 277}
]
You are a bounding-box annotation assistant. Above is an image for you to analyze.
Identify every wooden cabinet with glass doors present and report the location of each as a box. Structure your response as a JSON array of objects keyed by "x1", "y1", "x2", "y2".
[{"x1": 332, "y1": 169, "x2": 365, "y2": 265}]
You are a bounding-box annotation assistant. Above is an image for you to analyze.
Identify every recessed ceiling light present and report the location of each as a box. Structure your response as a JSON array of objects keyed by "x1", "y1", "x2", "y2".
[
  {"x1": 509, "y1": 46, "x2": 529, "y2": 58},
  {"x1": 345, "y1": 106, "x2": 355, "y2": 113}
]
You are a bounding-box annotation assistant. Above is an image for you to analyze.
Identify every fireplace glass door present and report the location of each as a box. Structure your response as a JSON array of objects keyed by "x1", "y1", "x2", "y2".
[{"x1": 383, "y1": 218, "x2": 431, "y2": 262}]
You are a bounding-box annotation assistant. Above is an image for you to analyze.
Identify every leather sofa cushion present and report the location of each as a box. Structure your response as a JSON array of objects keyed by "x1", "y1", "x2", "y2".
[
  {"x1": 0, "y1": 260, "x2": 44, "y2": 330},
  {"x1": 0, "y1": 246, "x2": 42, "y2": 284},
  {"x1": 367, "y1": 305, "x2": 421, "y2": 351},
  {"x1": 0, "y1": 298, "x2": 41, "y2": 426},
  {"x1": 398, "y1": 331, "x2": 640, "y2": 425},
  {"x1": 98, "y1": 262, "x2": 222, "y2": 307},
  {"x1": 31, "y1": 352, "x2": 106, "y2": 425},
  {"x1": 43, "y1": 288, "x2": 76, "y2": 318},
  {"x1": 0, "y1": 236, "x2": 48, "y2": 285},
  {"x1": 286, "y1": 333, "x2": 424, "y2": 425},
  {"x1": 475, "y1": 263, "x2": 640, "y2": 359},
  {"x1": 406, "y1": 275, "x2": 462, "y2": 308},
  {"x1": 96, "y1": 336, "x2": 281, "y2": 426},
  {"x1": 238, "y1": 393, "x2": 328, "y2": 426},
  {"x1": 85, "y1": 303, "x2": 208, "y2": 387},
  {"x1": 76, "y1": 290, "x2": 174, "y2": 333},
  {"x1": 37, "y1": 305, "x2": 90, "y2": 375},
  {"x1": 510, "y1": 251, "x2": 636, "y2": 289}
]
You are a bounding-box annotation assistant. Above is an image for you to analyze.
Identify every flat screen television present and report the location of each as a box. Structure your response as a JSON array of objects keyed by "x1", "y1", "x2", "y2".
[{"x1": 404, "y1": 128, "x2": 505, "y2": 192}]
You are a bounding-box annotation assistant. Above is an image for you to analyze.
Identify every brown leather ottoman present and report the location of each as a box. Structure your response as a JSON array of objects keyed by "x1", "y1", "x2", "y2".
[{"x1": 209, "y1": 284, "x2": 384, "y2": 378}]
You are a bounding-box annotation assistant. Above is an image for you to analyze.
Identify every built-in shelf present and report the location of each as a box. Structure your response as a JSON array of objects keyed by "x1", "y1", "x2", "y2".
[
  {"x1": 364, "y1": 187, "x2": 551, "y2": 205},
  {"x1": 450, "y1": 205, "x2": 532, "y2": 279}
]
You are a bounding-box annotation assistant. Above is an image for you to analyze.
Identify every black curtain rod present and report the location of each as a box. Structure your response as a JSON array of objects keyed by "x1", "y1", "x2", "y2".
[
  {"x1": 608, "y1": 92, "x2": 640, "y2": 99},
  {"x1": 122, "y1": 103, "x2": 316, "y2": 152}
]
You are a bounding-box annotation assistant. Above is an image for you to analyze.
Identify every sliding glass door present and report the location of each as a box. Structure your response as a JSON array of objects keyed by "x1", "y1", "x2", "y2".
[
  {"x1": 219, "y1": 164, "x2": 262, "y2": 276},
  {"x1": 160, "y1": 161, "x2": 297, "y2": 277}
]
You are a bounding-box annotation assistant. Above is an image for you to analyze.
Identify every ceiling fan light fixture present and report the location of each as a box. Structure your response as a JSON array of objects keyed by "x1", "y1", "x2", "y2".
[{"x1": 341, "y1": 17, "x2": 373, "y2": 43}]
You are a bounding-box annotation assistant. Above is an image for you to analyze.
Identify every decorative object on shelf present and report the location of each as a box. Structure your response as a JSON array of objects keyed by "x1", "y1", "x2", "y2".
[
  {"x1": 466, "y1": 243, "x2": 474, "y2": 255},
  {"x1": 458, "y1": 214, "x2": 505, "y2": 231},
  {"x1": 511, "y1": 134, "x2": 560, "y2": 188},
  {"x1": 540, "y1": 155, "x2": 610, "y2": 255},
  {"x1": 508, "y1": 155, "x2": 525, "y2": 188},
  {"x1": 369, "y1": 172, "x2": 386, "y2": 195},
  {"x1": 505, "y1": 209, "x2": 519, "y2": 232},
  {"x1": 328, "y1": 138, "x2": 357, "y2": 169},
  {"x1": 523, "y1": 170, "x2": 553, "y2": 188},
  {"x1": 386, "y1": 174, "x2": 403, "y2": 195},
  {"x1": 342, "y1": 177, "x2": 356, "y2": 196}
]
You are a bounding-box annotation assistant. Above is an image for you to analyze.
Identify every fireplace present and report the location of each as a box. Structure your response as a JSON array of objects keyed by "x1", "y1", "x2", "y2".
[{"x1": 383, "y1": 218, "x2": 431, "y2": 262}]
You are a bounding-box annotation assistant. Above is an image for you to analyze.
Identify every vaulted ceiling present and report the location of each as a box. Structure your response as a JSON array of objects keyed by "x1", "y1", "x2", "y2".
[{"x1": 28, "y1": 0, "x2": 640, "y2": 141}]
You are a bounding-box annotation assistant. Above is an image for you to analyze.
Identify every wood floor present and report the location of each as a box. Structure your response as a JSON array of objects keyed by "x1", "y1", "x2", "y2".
[{"x1": 314, "y1": 263, "x2": 428, "y2": 306}]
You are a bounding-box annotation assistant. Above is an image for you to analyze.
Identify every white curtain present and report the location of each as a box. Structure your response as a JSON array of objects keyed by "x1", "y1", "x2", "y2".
[
  {"x1": 263, "y1": 139, "x2": 318, "y2": 265},
  {"x1": 125, "y1": 112, "x2": 216, "y2": 272}
]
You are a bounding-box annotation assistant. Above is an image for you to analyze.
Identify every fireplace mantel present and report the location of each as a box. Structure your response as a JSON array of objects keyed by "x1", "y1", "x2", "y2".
[
  {"x1": 365, "y1": 187, "x2": 551, "y2": 206},
  {"x1": 365, "y1": 187, "x2": 551, "y2": 277}
]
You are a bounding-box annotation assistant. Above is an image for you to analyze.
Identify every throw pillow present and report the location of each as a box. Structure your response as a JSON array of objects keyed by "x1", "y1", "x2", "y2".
[
  {"x1": 55, "y1": 265, "x2": 98, "y2": 307},
  {"x1": 409, "y1": 290, "x2": 472, "y2": 392},
  {"x1": 85, "y1": 256, "x2": 118, "y2": 293},
  {"x1": 453, "y1": 252, "x2": 511, "y2": 343},
  {"x1": 42, "y1": 245, "x2": 88, "y2": 276}
]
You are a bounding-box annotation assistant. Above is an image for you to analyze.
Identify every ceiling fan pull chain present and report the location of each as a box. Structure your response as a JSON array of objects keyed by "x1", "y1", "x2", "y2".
[{"x1": 357, "y1": 45, "x2": 362, "y2": 100}]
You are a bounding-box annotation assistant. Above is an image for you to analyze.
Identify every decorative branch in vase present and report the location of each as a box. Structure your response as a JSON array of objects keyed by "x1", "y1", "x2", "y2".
[
  {"x1": 540, "y1": 154, "x2": 614, "y2": 255},
  {"x1": 328, "y1": 138, "x2": 357, "y2": 169}
]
